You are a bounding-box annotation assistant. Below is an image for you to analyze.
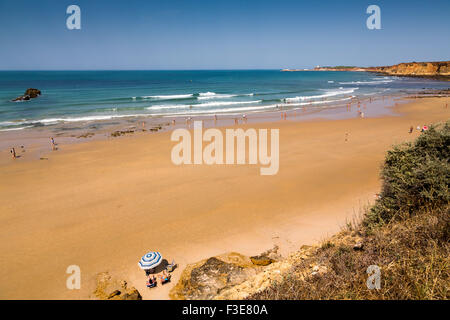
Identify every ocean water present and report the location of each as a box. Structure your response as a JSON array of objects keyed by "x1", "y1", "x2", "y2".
[{"x1": 0, "y1": 70, "x2": 448, "y2": 131}]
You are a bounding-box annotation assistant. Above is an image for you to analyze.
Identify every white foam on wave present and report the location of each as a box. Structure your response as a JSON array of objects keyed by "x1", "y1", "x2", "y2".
[
  {"x1": 147, "y1": 105, "x2": 191, "y2": 110},
  {"x1": 3, "y1": 114, "x2": 154, "y2": 126},
  {"x1": 197, "y1": 94, "x2": 237, "y2": 100},
  {"x1": 284, "y1": 88, "x2": 358, "y2": 102},
  {"x1": 198, "y1": 92, "x2": 216, "y2": 97},
  {"x1": 197, "y1": 92, "x2": 254, "y2": 100},
  {"x1": 140, "y1": 94, "x2": 194, "y2": 100},
  {"x1": 147, "y1": 100, "x2": 261, "y2": 110},
  {"x1": 281, "y1": 96, "x2": 354, "y2": 108},
  {"x1": 0, "y1": 125, "x2": 33, "y2": 132},
  {"x1": 339, "y1": 80, "x2": 393, "y2": 85},
  {"x1": 197, "y1": 100, "x2": 262, "y2": 107},
  {"x1": 155, "y1": 104, "x2": 277, "y2": 117}
]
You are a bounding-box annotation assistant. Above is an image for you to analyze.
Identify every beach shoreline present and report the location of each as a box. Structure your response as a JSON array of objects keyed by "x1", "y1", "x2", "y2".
[
  {"x1": 0, "y1": 93, "x2": 402, "y2": 166},
  {"x1": 0, "y1": 96, "x2": 448, "y2": 300}
]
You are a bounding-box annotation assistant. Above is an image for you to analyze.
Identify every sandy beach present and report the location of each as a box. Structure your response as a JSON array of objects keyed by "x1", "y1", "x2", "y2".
[{"x1": 0, "y1": 97, "x2": 448, "y2": 300}]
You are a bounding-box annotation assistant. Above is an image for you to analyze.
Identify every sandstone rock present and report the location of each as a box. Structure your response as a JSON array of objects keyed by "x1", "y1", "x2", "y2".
[
  {"x1": 170, "y1": 252, "x2": 260, "y2": 300},
  {"x1": 365, "y1": 61, "x2": 450, "y2": 80},
  {"x1": 250, "y1": 255, "x2": 274, "y2": 266},
  {"x1": 120, "y1": 288, "x2": 142, "y2": 300},
  {"x1": 93, "y1": 272, "x2": 141, "y2": 300},
  {"x1": 107, "y1": 290, "x2": 121, "y2": 299}
]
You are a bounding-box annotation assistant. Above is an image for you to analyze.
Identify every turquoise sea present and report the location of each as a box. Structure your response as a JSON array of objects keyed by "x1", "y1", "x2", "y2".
[{"x1": 0, "y1": 70, "x2": 448, "y2": 131}]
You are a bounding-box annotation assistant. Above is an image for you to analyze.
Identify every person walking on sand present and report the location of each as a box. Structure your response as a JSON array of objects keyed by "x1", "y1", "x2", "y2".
[
  {"x1": 345, "y1": 132, "x2": 349, "y2": 142},
  {"x1": 409, "y1": 126, "x2": 414, "y2": 134},
  {"x1": 172, "y1": 119, "x2": 176, "y2": 126},
  {"x1": 242, "y1": 114, "x2": 247, "y2": 123},
  {"x1": 214, "y1": 114, "x2": 217, "y2": 125},
  {"x1": 50, "y1": 137, "x2": 56, "y2": 151},
  {"x1": 10, "y1": 147, "x2": 16, "y2": 159}
]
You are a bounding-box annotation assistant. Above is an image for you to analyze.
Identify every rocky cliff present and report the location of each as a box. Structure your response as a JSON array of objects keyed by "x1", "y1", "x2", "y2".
[
  {"x1": 169, "y1": 248, "x2": 282, "y2": 300},
  {"x1": 366, "y1": 61, "x2": 450, "y2": 79},
  {"x1": 310, "y1": 61, "x2": 450, "y2": 80}
]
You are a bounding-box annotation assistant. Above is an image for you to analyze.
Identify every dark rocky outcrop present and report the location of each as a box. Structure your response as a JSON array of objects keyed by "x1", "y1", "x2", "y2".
[{"x1": 12, "y1": 88, "x2": 41, "y2": 102}]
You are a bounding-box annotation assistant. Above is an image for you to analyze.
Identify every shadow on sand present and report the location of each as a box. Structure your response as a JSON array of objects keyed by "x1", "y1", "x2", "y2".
[{"x1": 145, "y1": 259, "x2": 169, "y2": 275}]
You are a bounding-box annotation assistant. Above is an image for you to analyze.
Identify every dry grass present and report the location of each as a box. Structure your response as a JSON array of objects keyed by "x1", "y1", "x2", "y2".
[{"x1": 249, "y1": 206, "x2": 449, "y2": 300}]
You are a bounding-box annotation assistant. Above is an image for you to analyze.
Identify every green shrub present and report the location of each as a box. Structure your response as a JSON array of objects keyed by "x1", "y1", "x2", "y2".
[{"x1": 364, "y1": 122, "x2": 450, "y2": 229}]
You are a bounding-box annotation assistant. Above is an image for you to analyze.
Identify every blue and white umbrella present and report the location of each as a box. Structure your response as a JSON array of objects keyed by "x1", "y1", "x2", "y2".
[{"x1": 138, "y1": 251, "x2": 163, "y2": 270}]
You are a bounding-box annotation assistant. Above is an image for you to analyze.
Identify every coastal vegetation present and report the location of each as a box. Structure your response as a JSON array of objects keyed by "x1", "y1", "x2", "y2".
[{"x1": 247, "y1": 122, "x2": 449, "y2": 299}]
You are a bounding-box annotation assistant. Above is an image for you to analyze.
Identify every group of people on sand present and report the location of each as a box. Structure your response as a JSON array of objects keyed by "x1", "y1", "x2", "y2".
[
  {"x1": 183, "y1": 113, "x2": 250, "y2": 127},
  {"x1": 409, "y1": 125, "x2": 429, "y2": 133},
  {"x1": 10, "y1": 137, "x2": 56, "y2": 160},
  {"x1": 146, "y1": 270, "x2": 171, "y2": 288}
]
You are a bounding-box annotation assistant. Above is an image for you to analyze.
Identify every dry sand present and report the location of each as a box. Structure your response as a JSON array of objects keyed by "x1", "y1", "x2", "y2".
[{"x1": 0, "y1": 97, "x2": 448, "y2": 300}]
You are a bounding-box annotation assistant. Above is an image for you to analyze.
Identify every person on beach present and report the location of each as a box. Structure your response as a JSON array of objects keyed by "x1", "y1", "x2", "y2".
[
  {"x1": 242, "y1": 114, "x2": 247, "y2": 123},
  {"x1": 10, "y1": 148, "x2": 16, "y2": 159},
  {"x1": 214, "y1": 114, "x2": 217, "y2": 125},
  {"x1": 160, "y1": 270, "x2": 171, "y2": 284},
  {"x1": 345, "y1": 132, "x2": 349, "y2": 142},
  {"x1": 409, "y1": 126, "x2": 414, "y2": 134},
  {"x1": 50, "y1": 137, "x2": 56, "y2": 151},
  {"x1": 172, "y1": 119, "x2": 176, "y2": 126}
]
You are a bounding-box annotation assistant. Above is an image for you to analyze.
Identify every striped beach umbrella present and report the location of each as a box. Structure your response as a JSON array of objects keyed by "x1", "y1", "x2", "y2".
[{"x1": 138, "y1": 251, "x2": 162, "y2": 270}]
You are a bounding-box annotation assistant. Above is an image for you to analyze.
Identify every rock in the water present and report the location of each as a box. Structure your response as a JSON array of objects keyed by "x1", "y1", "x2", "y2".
[
  {"x1": 12, "y1": 88, "x2": 41, "y2": 102},
  {"x1": 25, "y1": 88, "x2": 41, "y2": 98}
]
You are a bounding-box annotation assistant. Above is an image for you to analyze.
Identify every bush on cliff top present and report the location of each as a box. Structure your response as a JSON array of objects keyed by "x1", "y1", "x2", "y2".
[{"x1": 364, "y1": 122, "x2": 450, "y2": 230}]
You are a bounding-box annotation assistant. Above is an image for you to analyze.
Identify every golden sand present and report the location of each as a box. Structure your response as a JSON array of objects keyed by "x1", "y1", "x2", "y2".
[{"x1": 0, "y1": 97, "x2": 448, "y2": 299}]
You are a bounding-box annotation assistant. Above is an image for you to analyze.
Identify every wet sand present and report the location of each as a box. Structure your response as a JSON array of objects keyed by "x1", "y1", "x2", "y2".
[{"x1": 0, "y1": 97, "x2": 448, "y2": 299}]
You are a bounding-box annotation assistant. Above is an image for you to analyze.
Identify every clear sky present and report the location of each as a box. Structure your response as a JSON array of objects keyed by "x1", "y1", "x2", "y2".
[{"x1": 0, "y1": 0, "x2": 449, "y2": 70}]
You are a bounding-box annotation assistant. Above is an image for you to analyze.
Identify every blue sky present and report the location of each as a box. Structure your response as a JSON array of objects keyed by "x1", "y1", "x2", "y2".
[{"x1": 0, "y1": 0, "x2": 449, "y2": 70}]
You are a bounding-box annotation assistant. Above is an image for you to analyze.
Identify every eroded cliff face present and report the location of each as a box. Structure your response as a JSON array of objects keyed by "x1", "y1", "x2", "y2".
[
  {"x1": 366, "y1": 61, "x2": 450, "y2": 77},
  {"x1": 309, "y1": 61, "x2": 450, "y2": 80}
]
